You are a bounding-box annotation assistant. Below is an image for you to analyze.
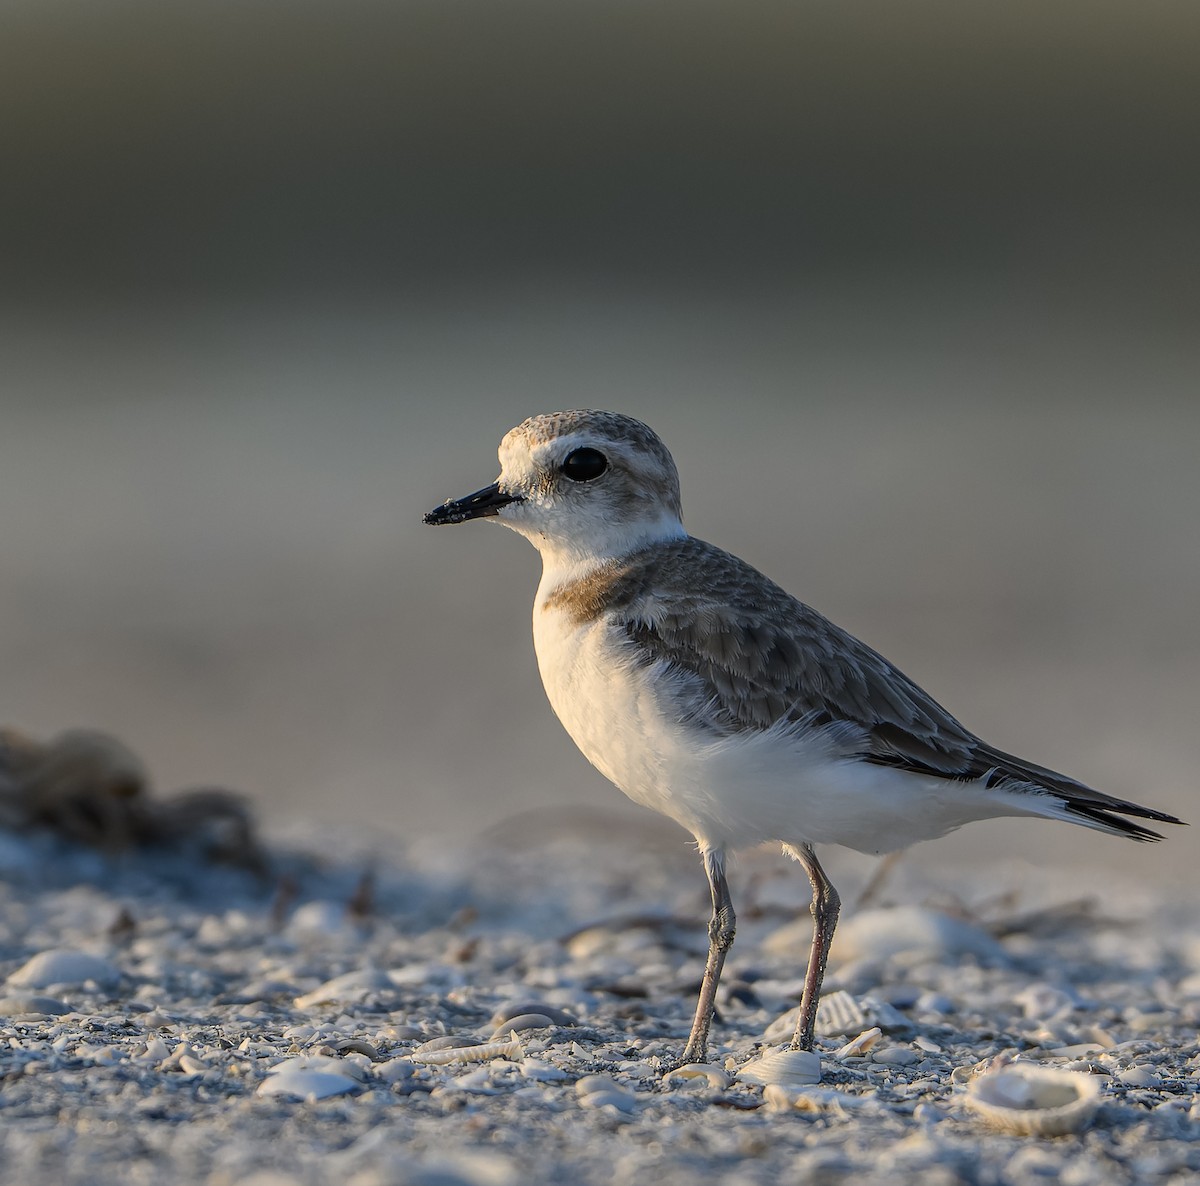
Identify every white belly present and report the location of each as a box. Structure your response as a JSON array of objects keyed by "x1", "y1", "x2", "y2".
[{"x1": 532, "y1": 602, "x2": 1040, "y2": 856}]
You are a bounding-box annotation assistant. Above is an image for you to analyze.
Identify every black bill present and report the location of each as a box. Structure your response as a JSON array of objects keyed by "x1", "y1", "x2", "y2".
[{"x1": 424, "y1": 482, "x2": 523, "y2": 525}]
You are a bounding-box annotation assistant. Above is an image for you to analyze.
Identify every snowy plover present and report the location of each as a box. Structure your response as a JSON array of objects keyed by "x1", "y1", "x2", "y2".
[{"x1": 424, "y1": 410, "x2": 1183, "y2": 1062}]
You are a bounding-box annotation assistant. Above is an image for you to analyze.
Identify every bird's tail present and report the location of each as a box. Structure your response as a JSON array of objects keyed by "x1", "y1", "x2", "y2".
[{"x1": 981, "y1": 745, "x2": 1186, "y2": 842}]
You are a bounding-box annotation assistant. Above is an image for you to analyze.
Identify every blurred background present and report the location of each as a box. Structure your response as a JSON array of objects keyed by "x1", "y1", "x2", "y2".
[{"x1": 1, "y1": 1, "x2": 1196, "y2": 883}]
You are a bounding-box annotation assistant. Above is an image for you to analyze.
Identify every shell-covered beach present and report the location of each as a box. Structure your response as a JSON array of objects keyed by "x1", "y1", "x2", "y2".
[{"x1": 2, "y1": 816, "x2": 1197, "y2": 1186}]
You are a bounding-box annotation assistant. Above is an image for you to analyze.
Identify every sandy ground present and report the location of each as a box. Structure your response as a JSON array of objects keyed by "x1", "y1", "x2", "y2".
[{"x1": 0, "y1": 814, "x2": 1197, "y2": 1186}]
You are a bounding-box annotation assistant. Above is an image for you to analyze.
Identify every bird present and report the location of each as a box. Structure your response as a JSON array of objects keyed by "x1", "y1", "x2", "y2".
[{"x1": 424, "y1": 409, "x2": 1184, "y2": 1064}]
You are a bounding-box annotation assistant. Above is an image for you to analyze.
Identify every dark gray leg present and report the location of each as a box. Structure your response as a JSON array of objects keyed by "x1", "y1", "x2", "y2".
[
  {"x1": 680, "y1": 847, "x2": 735, "y2": 1064},
  {"x1": 789, "y1": 843, "x2": 841, "y2": 1052}
]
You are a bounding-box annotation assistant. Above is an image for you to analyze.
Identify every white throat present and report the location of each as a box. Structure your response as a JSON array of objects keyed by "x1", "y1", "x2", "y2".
[{"x1": 511, "y1": 510, "x2": 687, "y2": 587}]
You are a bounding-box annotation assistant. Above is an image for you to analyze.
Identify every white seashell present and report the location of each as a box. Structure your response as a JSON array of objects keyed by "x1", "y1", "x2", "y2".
[
  {"x1": 661, "y1": 1063, "x2": 730, "y2": 1090},
  {"x1": 966, "y1": 1063, "x2": 1102, "y2": 1135},
  {"x1": 737, "y1": 1046, "x2": 822, "y2": 1088},
  {"x1": 269, "y1": 1055, "x2": 368, "y2": 1082},
  {"x1": 7, "y1": 950, "x2": 121, "y2": 990},
  {"x1": 762, "y1": 1083, "x2": 874, "y2": 1114},
  {"x1": 816, "y1": 990, "x2": 866, "y2": 1036},
  {"x1": 767, "y1": 993, "x2": 906, "y2": 1044},
  {"x1": 257, "y1": 1069, "x2": 359, "y2": 1101},
  {"x1": 835, "y1": 1027, "x2": 882, "y2": 1058},
  {"x1": 408, "y1": 1034, "x2": 523, "y2": 1065}
]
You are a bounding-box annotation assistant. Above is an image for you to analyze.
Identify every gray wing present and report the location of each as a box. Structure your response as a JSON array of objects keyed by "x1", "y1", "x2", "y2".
[{"x1": 611, "y1": 538, "x2": 1180, "y2": 840}]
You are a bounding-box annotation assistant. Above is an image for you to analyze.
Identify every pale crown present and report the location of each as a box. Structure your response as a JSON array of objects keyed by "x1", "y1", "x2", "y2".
[{"x1": 493, "y1": 410, "x2": 686, "y2": 567}]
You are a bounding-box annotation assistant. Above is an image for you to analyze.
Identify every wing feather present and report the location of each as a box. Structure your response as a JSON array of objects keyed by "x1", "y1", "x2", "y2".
[{"x1": 585, "y1": 537, "x2": 1182, "y2": 839}]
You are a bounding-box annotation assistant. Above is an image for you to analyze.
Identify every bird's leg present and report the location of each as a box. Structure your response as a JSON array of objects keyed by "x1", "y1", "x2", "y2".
[
  {"x1": 789, "y1": 843, "x2": 841, "y2": 1052},
  {"x1": 680, "y1": 847, "x2": 735, "y2": 1065}
]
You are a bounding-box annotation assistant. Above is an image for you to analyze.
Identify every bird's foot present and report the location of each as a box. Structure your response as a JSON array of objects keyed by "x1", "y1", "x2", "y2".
[{"x1": 659, "y1": 1045, "x2": 709, "y2": 1074}]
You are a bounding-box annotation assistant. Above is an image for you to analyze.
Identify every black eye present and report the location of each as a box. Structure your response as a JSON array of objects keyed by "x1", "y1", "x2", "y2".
[{"x1": 561, "y1": 447, "x2": 608, "y2": 482}]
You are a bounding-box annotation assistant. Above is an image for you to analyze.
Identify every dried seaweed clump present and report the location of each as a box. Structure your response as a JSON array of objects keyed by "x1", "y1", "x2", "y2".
[{"x1": 0, "y1": 726, "x2": 265, "y2": 871}]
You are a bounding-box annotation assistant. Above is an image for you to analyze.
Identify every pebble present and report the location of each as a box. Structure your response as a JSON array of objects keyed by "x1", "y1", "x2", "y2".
[
  {"x1": 574, "y1": 1074, "x2": 622, "y2": 1096},
  {"x1": 1013, "y1": 983, "x2": 1080, "y2": 1021},
  {"x1": 870, "y1": 983, "x2": 922, "y2": 1009},
  {"x1": 576, "y1": 1088, "x2": 638, "y2": 1114},
  {"x1": 0, "y1": 994, "x2": 71, "y2": 1016},
  {"x1": 6, "y1": 950, "x2": 121, "y2": 990},
  {"x1": 520, "y1": 1058, "x2": 568, "y2": 1082},
  {"x1": 257, "y1": 1067, "x2": 360, "y2": 1101},
  {"x1": 872, "y1": 1045, "x2": 920, "y2": 1066},
  {"x1": 446, "y1": 1067, "x2": 500, "y2": 1094},
  {"x1": 833, "y1": 907, "x2": 1008, "y2": 964},
  {"x1": 489, "y1": 1013, "x2": 565, "y2": 1038},
  {"x1": 1118, "y1": 1065, "x2": 1163, "y2": 1089},
  {"x1": 914, "y1": 990, "x2": 955, "y2": 1015},
  {"x1": 490, "y1": 1002, "x2": 579, "y2": 1028},
  {"x1": 574, "y1": 1074, "x2": 639, "y2": 1114},
  {"x1": 376, "y1": 1058, "x2": 416, "y2": 1084}
]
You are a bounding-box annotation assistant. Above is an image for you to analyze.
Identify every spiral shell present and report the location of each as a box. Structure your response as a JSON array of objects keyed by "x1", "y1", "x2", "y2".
[
  {"x1": 965, "y1": 1063, "x2": 1102, "y2": 1136},
  {"x1": 407, "y1": 1034, "x2": 525, "y2": 1065}
]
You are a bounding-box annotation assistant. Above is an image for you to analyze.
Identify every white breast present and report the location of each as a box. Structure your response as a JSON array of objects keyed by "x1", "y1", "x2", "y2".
[{"x1": 533, "y1": 599, "x2": 691, "y2": 826}]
